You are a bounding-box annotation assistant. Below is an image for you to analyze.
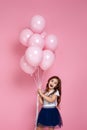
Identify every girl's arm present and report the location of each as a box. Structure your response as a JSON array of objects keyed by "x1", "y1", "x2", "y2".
[
  {"x1": 38, "y1": 94, "x2": 43, "y2": 105},
  {"x1": 38, "y1": 89, "x2": 57, "y2": 103}
]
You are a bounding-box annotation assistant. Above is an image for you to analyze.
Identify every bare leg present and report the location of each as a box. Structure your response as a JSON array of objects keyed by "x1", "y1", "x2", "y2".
[
  {"x1": 36, "y1": 126, "x2": 44, "y2": 130},
  {"x1": 48, "y1": 127, "x2": 54, "y2": 130}
]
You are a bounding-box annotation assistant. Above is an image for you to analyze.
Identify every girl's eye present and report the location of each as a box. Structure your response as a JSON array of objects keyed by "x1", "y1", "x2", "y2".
[
  {"x1": 51, "y1": 80, "x2": 53, "y2": 82},
  {"x1": 54, "y1": 82, "x2": 57, "y2": 85}
]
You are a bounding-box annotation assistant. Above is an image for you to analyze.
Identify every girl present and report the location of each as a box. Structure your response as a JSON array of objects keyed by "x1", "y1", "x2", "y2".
[{"x1": 36, "y1": 76, "x2": 63, "y2": 130}]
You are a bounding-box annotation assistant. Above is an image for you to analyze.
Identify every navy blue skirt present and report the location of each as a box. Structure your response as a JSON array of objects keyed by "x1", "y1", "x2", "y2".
[{"x1": 37, "y1": 107, "x2": 63, "y2": 128}]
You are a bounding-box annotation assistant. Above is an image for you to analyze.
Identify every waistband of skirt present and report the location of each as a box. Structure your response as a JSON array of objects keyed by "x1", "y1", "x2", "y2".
[{"x1": 42, "y1": 106, "x2": 56, "y2": 108}]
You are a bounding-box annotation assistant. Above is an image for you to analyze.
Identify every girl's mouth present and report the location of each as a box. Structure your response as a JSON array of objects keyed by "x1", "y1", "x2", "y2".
[{"x1": 50, "y1": 84, "x2": 53, "y2": 88}]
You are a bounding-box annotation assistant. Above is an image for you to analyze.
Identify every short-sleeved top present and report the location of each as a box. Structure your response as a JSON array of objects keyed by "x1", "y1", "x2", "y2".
[{"x1": 43, "y1": 89, "x2": 60, "y2": 108}]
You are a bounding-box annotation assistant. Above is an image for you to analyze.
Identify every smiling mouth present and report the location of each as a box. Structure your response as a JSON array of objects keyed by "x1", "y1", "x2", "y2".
[{"x1": 50, "y1": 84, "x2": 53, "y2": 87}]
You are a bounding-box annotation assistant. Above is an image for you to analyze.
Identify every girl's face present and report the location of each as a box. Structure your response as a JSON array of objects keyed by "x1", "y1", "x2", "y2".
[{"x1": 48, "y1": 78, "x2": 58, "y2": 90}]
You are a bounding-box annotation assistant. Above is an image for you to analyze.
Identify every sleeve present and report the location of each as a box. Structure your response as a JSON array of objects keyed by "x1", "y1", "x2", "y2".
[{"x1": 54, "y1": 90, "x2": 60, "y2": 96}]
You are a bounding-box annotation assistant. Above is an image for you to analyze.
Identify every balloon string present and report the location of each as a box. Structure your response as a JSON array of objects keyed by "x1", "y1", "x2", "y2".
[
  {"x1": 33, "y1": 74, "x2": 38, "y2": 130},
  {"x1": 34, "y1": 93, "x2": 39, "y2": 130},
  {"x1": 33, "y1": 68, "x2": 40, "y2": 130},
  {"x1": 37, "y1": 67, "x2": 42, "y2": 88},
  {"x1": 33, "y1": 67, "x2": 46, "y2": 130}
]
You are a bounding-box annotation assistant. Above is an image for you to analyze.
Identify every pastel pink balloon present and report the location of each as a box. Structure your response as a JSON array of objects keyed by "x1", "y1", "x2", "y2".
[
  {"x1": 19, "y1": 28, "x2": 33, "y2": 46},
  {"x1": 28, "y1": 34, "x2": 45, "y2": 49},
  {"x1": 40, "y1": 50, "x2": 55, "y2": 70},
  {"x1": 30, "y1": 15, "x2": 46, "y2": 33},
  {"x1": 45, "y1": 34, "x2": 58, "y2": 51},
  {"x1": 20, "y1": 56, "x2": 36, "y2": 75},
  {"x1": 25, "y1": 46, "x2": 43, "y2": 66},
  {"x1": 41, "y1": 31, "x2": 47, "y2": 38}
]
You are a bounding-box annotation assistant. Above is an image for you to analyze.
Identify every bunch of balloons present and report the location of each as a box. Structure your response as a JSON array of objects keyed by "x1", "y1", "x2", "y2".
[
  {"x1": 19, "y1": 15, "x2": 58, "y2": 76},
  {"x1": 19, "y1": 15, "x2": 58, "y2": 129}
]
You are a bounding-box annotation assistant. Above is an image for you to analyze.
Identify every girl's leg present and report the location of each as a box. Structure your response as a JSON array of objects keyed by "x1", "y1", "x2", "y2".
[
  {"x1": 48, "y1": 127, "x2": 54, "y2": 130},
  {"x1": 36, "y1": 126, "x2": 44, "y2": 130}
]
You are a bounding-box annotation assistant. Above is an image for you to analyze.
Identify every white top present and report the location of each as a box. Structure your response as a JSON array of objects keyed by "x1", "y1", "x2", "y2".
[{"x1": 43, "y1": 90, "x2": 60, "y2": 108}]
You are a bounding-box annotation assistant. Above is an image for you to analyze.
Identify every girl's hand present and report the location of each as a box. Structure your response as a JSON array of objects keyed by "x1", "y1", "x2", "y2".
[{"x1": 38, "y1": 89, "x2": 43, "y2": 97}]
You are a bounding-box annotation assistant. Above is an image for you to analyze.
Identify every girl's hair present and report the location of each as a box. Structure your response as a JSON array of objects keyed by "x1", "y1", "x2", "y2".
[{"x1": 45, "y1": 76, "x2": 62, "y2": 106}]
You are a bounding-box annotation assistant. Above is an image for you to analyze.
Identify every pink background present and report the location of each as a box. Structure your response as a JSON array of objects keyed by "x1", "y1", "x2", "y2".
[{"x1": 0, "y1": 0, "x2": 87, "y2": 130}]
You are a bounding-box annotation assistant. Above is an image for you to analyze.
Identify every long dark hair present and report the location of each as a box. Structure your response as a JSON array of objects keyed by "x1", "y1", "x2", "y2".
[{"x1": 45, "y1": 76, "x2": 62, "y2": 106}]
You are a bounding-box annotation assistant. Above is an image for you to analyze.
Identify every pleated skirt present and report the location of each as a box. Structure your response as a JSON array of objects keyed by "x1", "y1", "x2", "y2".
[{"x1": 37, "y1": 107, "x2": 63, "y2": 128}]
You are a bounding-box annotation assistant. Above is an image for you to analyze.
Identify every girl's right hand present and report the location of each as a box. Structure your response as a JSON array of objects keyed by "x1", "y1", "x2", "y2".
[
  {"x1": 37, "y1": 89, "x2": 42, "y2": 95},
  {"x1": 37, "y1": 89, "x2": 44, "y2": 97}
]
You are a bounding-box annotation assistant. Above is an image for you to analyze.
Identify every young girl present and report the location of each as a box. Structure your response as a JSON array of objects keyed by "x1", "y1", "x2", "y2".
[{"x1": 36, "y1": 76, "x2": 63, "y2": 130}]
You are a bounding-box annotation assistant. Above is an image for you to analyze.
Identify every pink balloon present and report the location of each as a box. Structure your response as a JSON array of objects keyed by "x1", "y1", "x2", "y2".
[
  {"x1": 25, "y1": 46, "x2": 43, "y2": 66},
  {"x1": 20, "y1": 56, "x2": 36, "y2": 75},
  {"x1": 41, "y1": 31, "x2": 47, "y2": 38},
  {"x1": 40, "y1": 50, "x2": 55, "y2": 70},
  {"x1": 45, "y1": 34, "x2": 58, "y2": 51},
  {"x1": 19, "y1": 28, "x2": 33, "y2": 46},
  {"x1": 28, "y1": 34, "x2": 45, "y2": 49},
  {"x1": 30, "y1": 15, "x2": 46, "y2": 33}
]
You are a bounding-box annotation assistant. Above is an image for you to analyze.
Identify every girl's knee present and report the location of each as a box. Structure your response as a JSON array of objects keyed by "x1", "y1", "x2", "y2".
[
  {"x1": 49, "y1": 127, "x2": 54, "y2": 130},
  {"x1": 36, "y1": 126, "x2": 43, "y2": 130}
]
